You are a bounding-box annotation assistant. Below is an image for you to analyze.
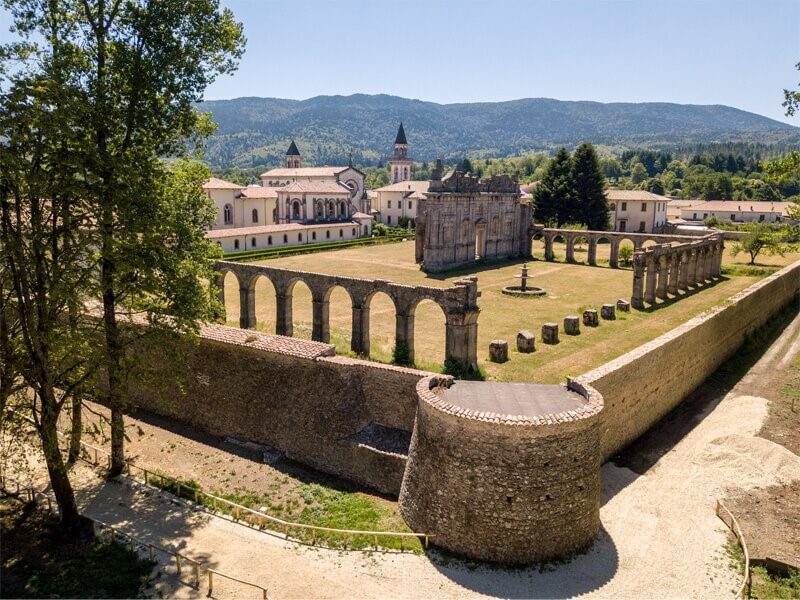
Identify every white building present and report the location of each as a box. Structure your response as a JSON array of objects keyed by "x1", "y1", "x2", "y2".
[
  {"x1": 372, "y1": 180, "x2": 429, "y2": 226},
  {"x1": 679, "y1": 200, "x2": 793, "y2": 224},
  {"x1": 606, "y1": 190, "x2": 669, "y2": 233},
  {"x1": 204, "y1": 141, "x2": 372, "y2": 253}
]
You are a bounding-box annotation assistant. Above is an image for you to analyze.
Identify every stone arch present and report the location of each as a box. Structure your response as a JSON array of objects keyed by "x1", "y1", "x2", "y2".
[
  {"x1": 322, "y1": 284, "x2": 354, "y2": 349},
  {"x1": 282, "y1": 277, "x2": 315, "y2": 340},
  {"x1": 552, "y1": 233, "x2": 567, "y2": 261},
  {"x1": 218, "y1": 269, "x2": 243, "y2": 327},
  {"x1": 250, "y1": 273, "x2": 277, "y2": 334},
  {"x1": 531, "y1": 231, "x2": 547, "y2": 261},
  {"x1": 365, "y1": 290, "x2": 398, "y2": 362},
  {"x1": 411, "y1": 298, "x2": 447, "y2": 368},
  {"x1": 615, "y1": 237, "x2": 638, "y2": 269}
]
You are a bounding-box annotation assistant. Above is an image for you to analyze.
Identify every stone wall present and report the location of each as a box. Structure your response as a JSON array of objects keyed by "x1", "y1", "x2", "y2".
[
  {"x1": 128, "y1": 324, "x2": 429, "y2": 496},
  {"x1": 572, "y1": 260, "x2": 800, "y2": 461},
  {"x1": 399, "y1": 376, "x2": 602, "y2": 564}
]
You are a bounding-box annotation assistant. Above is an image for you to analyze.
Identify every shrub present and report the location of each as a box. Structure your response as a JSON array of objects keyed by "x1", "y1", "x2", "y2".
[{"x1": 618, "y1": 244, "x2": 634, "y2": 266}]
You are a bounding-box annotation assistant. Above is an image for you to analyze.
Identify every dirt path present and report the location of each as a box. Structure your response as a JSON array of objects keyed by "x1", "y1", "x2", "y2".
[{"x1": 17, "y1": 313, "x2": 800, "y2": 599}]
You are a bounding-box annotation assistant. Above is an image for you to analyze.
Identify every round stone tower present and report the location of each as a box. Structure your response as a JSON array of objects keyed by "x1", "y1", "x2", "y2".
[{"x1": 399, "y1": 376, "x2": 603, "y2": 564}]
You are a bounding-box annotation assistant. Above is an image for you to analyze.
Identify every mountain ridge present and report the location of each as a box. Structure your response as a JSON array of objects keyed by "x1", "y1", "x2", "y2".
[{"x1": 197, "y1": 94, "x2": 799, "y2": 168}]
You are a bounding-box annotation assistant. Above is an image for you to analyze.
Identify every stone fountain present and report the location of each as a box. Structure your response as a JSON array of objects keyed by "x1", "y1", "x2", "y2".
[{"x1": 501, "y1": 263, "x2": 546, "y2": 297}]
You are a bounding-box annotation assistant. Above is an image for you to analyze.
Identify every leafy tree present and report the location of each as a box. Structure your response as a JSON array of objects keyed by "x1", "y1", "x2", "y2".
[
  {"x1": 646, "y1": 178, "x2": 665, "y2": 195},
  {"x1": 571, "y1": 143, "x2": 609, "y2": 230},
  {"x1": 730, "y1": 224, "x2": 790, "y2": 264},
  {"x1": 783, "y1": 61, "x2": 800, "y2": 116},
  {"x1": 630, "y1": 161, "x2": 649, "y2": 184},
  {"x1": 460, "y1": 158, "x2": 473, "y2": 172},
  {"x1": 3, "y1": 0, "x2": 245, "y2": 476},
  {"x1": 533, "y1": 148, "x2": 573, "y2": 226}
]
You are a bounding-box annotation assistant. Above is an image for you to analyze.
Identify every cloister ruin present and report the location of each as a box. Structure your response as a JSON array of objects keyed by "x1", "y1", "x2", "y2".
[{"x1": 214, "y1": 261, "x2": 481, "y2": 370}]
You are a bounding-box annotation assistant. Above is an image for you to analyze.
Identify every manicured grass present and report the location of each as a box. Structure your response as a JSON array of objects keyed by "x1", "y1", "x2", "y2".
[
  {"x1": 147, "y1": 471, "x2": 422, "y2": 552},
  {"x1": 0, "y1": 499, "x2": 153, "y2": 599},
  {"x1": 220, "y1": 239, "x2": 800, "y2": 383}
]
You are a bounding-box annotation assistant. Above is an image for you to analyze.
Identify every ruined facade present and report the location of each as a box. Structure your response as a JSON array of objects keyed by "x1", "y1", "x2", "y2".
[{"x1": 415, "y1": 166, "x2": 534, "y2": 272}]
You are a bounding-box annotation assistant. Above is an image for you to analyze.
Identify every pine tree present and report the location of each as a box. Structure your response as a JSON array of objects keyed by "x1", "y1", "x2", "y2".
[
  {"x1": 534, "y1": 147, "x2": 574, "y2": 226},
  {"x1": 572, "y1": 143, "x2": 609, "y2": 230}
]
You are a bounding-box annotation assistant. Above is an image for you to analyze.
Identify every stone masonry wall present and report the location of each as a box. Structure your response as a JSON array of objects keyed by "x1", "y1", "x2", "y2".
[
  {"x1": 572, "y1": 260, "x2": 800, "y2": 461},
  {"x1": 127, "y1": 324, "x2": 428, "y2": 496}
]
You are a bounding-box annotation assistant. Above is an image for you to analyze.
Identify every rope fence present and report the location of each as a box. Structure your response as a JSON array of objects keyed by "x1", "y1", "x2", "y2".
[{"x1": 716, "y1": 499, "x2": 751, "y2": 599}]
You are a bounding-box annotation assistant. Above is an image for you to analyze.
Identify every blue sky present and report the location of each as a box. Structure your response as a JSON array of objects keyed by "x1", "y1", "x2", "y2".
[
  {"x1": 1, "y1": 0, "x2": 797, "y2": 123},
  {"x1": 202, "y1": 0, "x2": 799, "y2": 124}
]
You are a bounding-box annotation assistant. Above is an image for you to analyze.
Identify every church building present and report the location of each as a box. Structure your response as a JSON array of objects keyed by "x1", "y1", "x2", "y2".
[{"x1": 204, "y1": 142, "x2": 372, "y2": 253}]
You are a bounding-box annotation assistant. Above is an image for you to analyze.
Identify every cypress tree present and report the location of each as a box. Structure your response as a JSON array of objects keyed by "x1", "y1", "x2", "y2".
[
  {"x1": 572, "y1": 143, "x2": 609, "y2": 230},
  {"x1": 534, "y1": 147, "x2": 574, "y2": 226}
]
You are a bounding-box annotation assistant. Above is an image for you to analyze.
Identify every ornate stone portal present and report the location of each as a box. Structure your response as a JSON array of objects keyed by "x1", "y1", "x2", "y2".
[{"x1": 415, "y1": 164, "x2": 534, "y2": 273}]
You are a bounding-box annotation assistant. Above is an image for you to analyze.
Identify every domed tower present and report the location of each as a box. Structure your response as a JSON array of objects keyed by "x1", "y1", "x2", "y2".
[
  {"x1": 285, "y1": 140, "x2": 301, "y2": 169},
  {"x1": 388, "y1": 123, "x2": 412, "y2": 184}
]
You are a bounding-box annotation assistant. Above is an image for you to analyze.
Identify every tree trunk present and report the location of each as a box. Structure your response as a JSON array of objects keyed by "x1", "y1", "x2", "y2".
[
  {"x1": 67, "y1": 396, "x2": 82, "y2": 465},
  {"x1": 39, "y1": 390, "x2": 83, "y2": 530}
]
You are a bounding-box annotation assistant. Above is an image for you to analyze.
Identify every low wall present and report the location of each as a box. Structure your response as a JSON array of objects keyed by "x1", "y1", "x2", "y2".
[
  {"x1": 572, "y1": 260, "x2": 800, "y2": 460},
  {"x1": 128, "y1": 324, "x2": 428, "y2": 496}
]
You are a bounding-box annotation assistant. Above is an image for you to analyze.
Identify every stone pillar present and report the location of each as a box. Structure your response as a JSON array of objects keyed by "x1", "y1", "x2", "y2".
[
  {"x1": 715, "y1": 241, "x2": 724, "y2": 276},
  {"x1": 644, "y1": 256, "x2": 657, "y2": 305},
  {"x1": 609, "y1": 241, "x2": 620, "y2": 269},
  {"x1": 275, "y1": 287, "x2": 293, "y2": 337},
  {"x1": 350, "y1": 301, "x2": 370, "y2": 355},
  {"x1": 544, "y1": 235, "x2": 554, "y2": 261},
  {"x1": 686, "y1": 250, "x2": 698, "y2": 287},
  {"x1": 587, "y1": 238, "x2": 597, "y2": 266},
  {"x1": 656, "y1": 255, "x2": 669, "y2": 300},
  {"x1": 667, "y1": 253, "x2": 679, "y2": 296},
  {"x1": 678, "y1": 252, "x2": 689, "y2": 291},
  {"x1": 631, "y1": 254, "x2": 645, "y2": 309},
  {"x1": 565, "y1": 237, "x2": 575, "y2": 263},
  {"x1": 239, "y1": 282, "x2": 256, "y2": 329},
  {"x1": 445, "y1": 309, "x2": 480, "y2": 372},
  {"x1": 704, "y1": 246, "x2": 714, "y2": 280},
  {"x1": 213, "y1": 271, "x2": 226, "y2": 322},
  {"x1": 696, "y1": 249, "x2": 706, "y2": 282},
  {"x1": 311, "y1": 296, "x2": 330, "y2": 343}
]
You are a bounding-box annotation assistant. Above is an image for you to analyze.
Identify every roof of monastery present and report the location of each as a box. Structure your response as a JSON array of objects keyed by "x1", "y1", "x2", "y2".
[
  {"x1": 206, "y1": 221, "x2": 363, "y2": 239},
  {"x1": 374, "y1": 180, "x2": 430, "y2": 193},
  {"x1": 202, "y1": 177, "x2": 243, "y2": 190},
  {"x1": 605, "y1": 189, "x2": 669, "y2": 202},
  {"x1": 239, "y1": 185, "x2": 280, "y2": 199},
  {"x1": 286, "y1": 140, "x2": 301, "y2": 156},
  {"x1": 351, "y1": 212, "x2": 373, "y2": 219},
  {"x1": 681, "y1": 200, "x2": 794, "y2": 214},
  {"x1": 280, "y1": 181, "x2": 352, "y2": 194},
  {"x1": 260, "y1": 166, "x2": 351, "y2": 178}
]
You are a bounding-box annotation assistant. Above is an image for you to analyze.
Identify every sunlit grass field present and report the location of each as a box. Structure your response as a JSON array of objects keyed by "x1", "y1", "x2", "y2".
[{"x1": 222, "y1": 239, "x2": 799, "y2": 383}]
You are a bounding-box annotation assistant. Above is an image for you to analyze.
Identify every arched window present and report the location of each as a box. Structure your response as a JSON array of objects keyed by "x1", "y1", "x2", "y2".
[
  {"x1": 223, "y1": 204, "x2": 233, "y2": 225},
  {"x1": 298, "y1": 233, "x2": 302, "y2": 241},
  {"x1": 404, "y1": 167, "x2": 408, "y2": 179},
  {"x1": 292, "y1": 201, "x2": 301, "y2": 220},
  {"x1": 326, "y1": 230, "x2": 330, "y2": 239},
  {"x1": 316, "y1": 201, "x2": 323, "y2": 218},
  {"x1": 268, "y1": 236, "x2": 272, "y2": 245},
  {"x1": 233, "y1": 239, "x2": 239, "y2": 250},
  {"x1": 312, "y1": 231, "x2": 317, "y2": 240},
  {"x1": 252, "y1": 209, "x2": 258, "y2": 223},
  {"x1": 327, "y1": 202, "x2": 334, "y2": 218},
  {"x1": 352, "y1": 228, "x2": 356, "y2": 236},
  {"x1": 338, "y1": 201, "x2": 345, "y2": 216},
  {"x1": 251, "y1": 237, "x2": 256, "y2": 247},
  {"x1": 339, "y1": 229, "x2": 343, "y2": 238},
  {"x1": 283, "y1": 234, "x2": 287, "y2": 243}
]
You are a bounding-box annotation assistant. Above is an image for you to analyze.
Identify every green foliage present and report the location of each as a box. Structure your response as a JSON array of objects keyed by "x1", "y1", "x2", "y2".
[
  {"x1": 443, "y1": 358, "x2": 486, "y2": 381},
  {"x1": 750, "y1": 566, "x2": 800, "y2": 599},
  {"x1": 534, "y1": 147, "x2": 574, "y2": 225},
  {"x1": 392, "y1": 341, "x2": 411, "y2": 366},
  {"x1": 730, "y1": 223, "x2": 792, "y2": 264},
  {"x1": 223, "y1": 232, "x2": 412, "y2": 262},
  {"x1": 783, "y1": 61, "x2": 800, "y2": 117},
  {"x1": 572, "y1": 143, "x2": 610, "y2": 230},
  {"x1": 618, "y1": 244, "x2": 634, "y2": 266}
]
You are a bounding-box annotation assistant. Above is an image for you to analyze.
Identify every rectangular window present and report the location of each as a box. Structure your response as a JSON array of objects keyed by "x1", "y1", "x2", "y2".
[
  {"x1": 639, "y1": 221, "x2": 645, "y2": 232},
  {"x1": 731, "y1": 214, "x2": 736, "y2": 221},
  {"x1": 387, "y1": 200, "x2": 392, "y2": 209},
  {"x1": 693, "y1": 213, "x2": 697, "y2": 220},
  {"x1": 641, "y1": 203, "x2": 647, "y2": 212},
  {"x1": 621, "y1": 202, "x2": 627, "y2": 211},
  {"x1": 703, "y1": 213, "x2": 708, "y2": 219},
  {"x1": 387, "y1": 215, "x2": 392, "y2": 224},
  {"x1": 408, "y1": 201, "x2": 412, "y2": 209}
]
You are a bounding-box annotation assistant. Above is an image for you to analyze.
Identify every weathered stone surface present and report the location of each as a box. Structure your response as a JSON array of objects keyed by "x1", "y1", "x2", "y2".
[
  {"x1": 616, "y1": 299, "x2": 631, "y2": 312},
  {"x1": 583, "y1": 309, "x2": 599, "y2": 327},
  {"x1": 541, "y1": 323, "x2": 559, "y2": 344},
  {"x1": 601, "y1": 304, "x2": 616, "y2": 320},
  {"x1": 489, "y1": 339, "x2": 509, "y2": 363},
  {"x1": 564, "y1": 316, "x2": 580, "y2": 335},
  {"x1": 516, "y1": 330, "x2": 535, "y2": 353}
]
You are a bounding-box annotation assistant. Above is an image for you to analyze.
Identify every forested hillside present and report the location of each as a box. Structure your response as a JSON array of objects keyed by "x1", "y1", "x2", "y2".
[{"x1": 198, "y1": 94, "x2": 800, "y2": 169}]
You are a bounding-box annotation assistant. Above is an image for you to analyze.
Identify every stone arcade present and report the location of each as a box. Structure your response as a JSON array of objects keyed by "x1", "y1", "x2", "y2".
[{"x1": 415, "y1": 164, "x2": 533, "y2": 272}]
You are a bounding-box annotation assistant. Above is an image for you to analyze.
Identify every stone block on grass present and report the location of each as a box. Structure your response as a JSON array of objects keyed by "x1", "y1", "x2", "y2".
[
  {"x1": 616, "y1": 298, "x2": 631, "y2": 312},
  {"x1": 564, "y1": 315, "x2": 580, "y2": 335},
  {"x1": 489, "y1": 340, "x2": 509, "y2": 363},
  {"x1": 583, "y1": 309, "x2": 599, "y2": 327},
  {"x1": 601, "y1": 304, "x2": 616, "y2": 320},
  {"x1": 541, "y1": 323, "x2": 559, "y2": 344},
  {"x1": 516, "y1": 330, "x2": 535, "y2": 353}
]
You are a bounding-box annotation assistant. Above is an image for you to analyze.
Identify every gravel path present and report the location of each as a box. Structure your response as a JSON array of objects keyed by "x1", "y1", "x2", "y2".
[{"x1": 18, "y1": 314, "x2": 800, "y2": 599}]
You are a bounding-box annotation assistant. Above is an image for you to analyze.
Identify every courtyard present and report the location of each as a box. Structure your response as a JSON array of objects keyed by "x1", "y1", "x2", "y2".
[{"x1": 221, "y1": 239, "x2": 799, "y2": 383}]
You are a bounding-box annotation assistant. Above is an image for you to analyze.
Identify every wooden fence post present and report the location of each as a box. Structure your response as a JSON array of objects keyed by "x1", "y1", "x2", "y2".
[
  {"x1": 193, "y1": 562, "x2": 200, "y2": 588},
  {"x1": 208, "y1": 570, "x2": 214, "y2": 596},
  {"x1": 175, "y1": 553, "x2": 182, "y2": 573}
]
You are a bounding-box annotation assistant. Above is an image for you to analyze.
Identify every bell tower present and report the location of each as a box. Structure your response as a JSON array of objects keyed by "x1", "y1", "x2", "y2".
[
  {"x1": 388, "y1": 123, "x2": 412, "y2": 184},
  {"x1": 285, "y1": 140, "x2": 301, "y2": 169}
]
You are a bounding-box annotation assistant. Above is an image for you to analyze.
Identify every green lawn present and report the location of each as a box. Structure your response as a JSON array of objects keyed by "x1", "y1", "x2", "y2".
[{"x1": 221, "y1": 239, "x2": 799, "y2": 383}]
